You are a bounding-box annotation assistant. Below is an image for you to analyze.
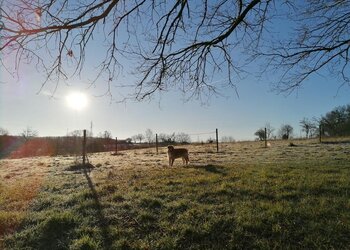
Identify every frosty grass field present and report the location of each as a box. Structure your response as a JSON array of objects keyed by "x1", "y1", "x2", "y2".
[{"x1": 0, "y1": 139, "x2": 349, "y2": 249}]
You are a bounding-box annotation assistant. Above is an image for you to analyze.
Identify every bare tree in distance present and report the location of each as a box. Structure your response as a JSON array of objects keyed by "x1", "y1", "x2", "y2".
[
  {"x1": 131, "y1": 135, "x2": 138, "y2": 144},
  {"x1": 254, "y1": 128, "x2": 266, "y2": 141},
  {"x1": 103, "y1": 130, "x2": 112, "y2": 140},
  {"x1": 68, "y1": 130, "x2": 83, "y2": 137},
  {"x1": 279, "y1": 124, "x2": 293, "y2": 140},
  {"x1": 175, "y1": 132, "x2": 191, "y2": 144},
  {"x1": 21, "y1": 126, "x2": 38, "y2": 140},
  {"x1": 145, "y1": 129, "x2": 154, "y2": 144},
  {"x1": 265, "y1": 123, "x2": 275, "y2": 139},
  {"x1": 0, "y1": 127, "x2": 9, "y2": 136},
  {"x1": 134, "y1": 133, "x2": 145, "y2": 144},
  {"x1": 300, "y1": 118, "x2": 316, "y2": 139},
  {"x1": 158, "y1": 133, "x2": 176, "y2": 144},
  {"x1": 1, "y1": 1, "x2": 349, "y2": 101}
]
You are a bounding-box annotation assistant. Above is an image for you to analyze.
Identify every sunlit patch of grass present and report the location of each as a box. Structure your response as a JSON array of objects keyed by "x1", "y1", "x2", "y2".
[
  {"x1": 0, "y1": 211, "x2": 24, "y2": 237},
  {"x1": 1, "y1": 178, "x2": 42, "y2": 208},
  {"x1": 0, "y1": 177, "x2": 43, "y2": 247}
]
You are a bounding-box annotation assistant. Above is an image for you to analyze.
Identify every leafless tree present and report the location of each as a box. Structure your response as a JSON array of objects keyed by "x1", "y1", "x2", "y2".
[
  {"x1": 300, "y1": 118, "x2": 316, "y2": 139},
  {"x1": 21, "y1": 126, "x2": 38, "y2": 140},
  {"x1": 278, "y1": 124, "x2": 293, "y2": 140},
  {"x1": 0, "y1": 127, "x2": 9, "y2": 136},
  {"x1": 1, "y1": 0, "x2": 349, "y2": 101},
  {"x1": 265, "y1": 123, "x2": 275, "y2": 139},
  {"x1": 145, "y1": 128, "x2": 154, "y2": 144},
  {"x1": 68, "y1": 130, "x2": 83, "y2": 137},
  {"x1": 158, "y1": 133, "x2": 176, "y2": 143},
  {"x1": 260, "y1": 1, "x2": 350, "y2": 92},
  {"x1": 133, "y1": 133, "x2": 145, "y2": 143},
  {"x1": 175, "y1": 132, "x2": 191, "y2": 144},
  {"x1": 103, "y1": 130, "x2": 112, "y2": 140}
]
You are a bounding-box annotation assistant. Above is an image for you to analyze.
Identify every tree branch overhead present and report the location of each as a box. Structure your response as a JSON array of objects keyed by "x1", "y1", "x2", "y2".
[{"x1": 0, "y1": 0, "x2": 349, "y2": 100}]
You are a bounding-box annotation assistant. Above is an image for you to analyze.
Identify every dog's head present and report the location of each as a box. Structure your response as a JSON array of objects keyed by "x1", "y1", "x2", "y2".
[{"x1": 167, "y1": 145, "x2": 174, "y2": 151}]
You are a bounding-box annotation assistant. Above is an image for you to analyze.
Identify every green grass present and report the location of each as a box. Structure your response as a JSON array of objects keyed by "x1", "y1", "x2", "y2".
[{"x1": 1, "y1": 140, "x2": 350, "y2": 249}]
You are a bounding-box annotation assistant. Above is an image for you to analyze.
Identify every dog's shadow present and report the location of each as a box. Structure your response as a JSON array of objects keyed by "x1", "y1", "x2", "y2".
[
  {"x1": 65, "y1": 163, "x2": 94, "y2": 172},
  {"x1": 189, "y1": 164, "x2": 227, "y2": 176}
]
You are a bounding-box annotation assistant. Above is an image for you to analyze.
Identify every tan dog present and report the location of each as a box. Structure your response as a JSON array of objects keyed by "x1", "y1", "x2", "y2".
[{"x1": 167, "y1": 145, "x2": 189, "y2": 166}]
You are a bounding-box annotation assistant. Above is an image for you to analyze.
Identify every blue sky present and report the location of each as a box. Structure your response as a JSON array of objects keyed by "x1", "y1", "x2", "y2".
[
  {"x1": 1, "y1": 2, "x2": 350, "y2": 141},
  {"x1": 1, "y1": 62, "x2": 349, "y2": 141}
]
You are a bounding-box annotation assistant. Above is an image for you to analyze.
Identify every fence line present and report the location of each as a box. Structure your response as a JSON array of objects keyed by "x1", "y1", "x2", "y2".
[
  {"x1": 154, "y1": 129, "x2": 219, "y2": 151},
  {"x1": 0, "y1": 128, "x2": 224, "y2": 160},
  {"x1": 187, "y1": 131, "x2": 216, "y2": 136}
]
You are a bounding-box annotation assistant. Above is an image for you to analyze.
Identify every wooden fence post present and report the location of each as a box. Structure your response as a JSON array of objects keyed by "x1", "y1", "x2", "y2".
[
  {"x1": 264, "y1": 127, "x2": 267, "y2": 148},
  {"x1": 82, "y1": 129, "x2": 87, "y2": 165},
  {"x1": 156, "y1": 134, "x2": 159, "y2": 154},
  {"x1": 115, "y1": 137, "x2": 118, "y2": 154},
  {"x1": 216, "y1": 128, "x2": 219, "y2": 153},
  {"x1": 319, "y1": 124, "x2": 322, "y2": 143}
]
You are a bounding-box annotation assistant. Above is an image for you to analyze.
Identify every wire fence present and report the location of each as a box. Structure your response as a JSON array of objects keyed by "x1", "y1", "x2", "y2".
[{"x1": 1, "y1": 128, "x2": 222, "y2": 161}]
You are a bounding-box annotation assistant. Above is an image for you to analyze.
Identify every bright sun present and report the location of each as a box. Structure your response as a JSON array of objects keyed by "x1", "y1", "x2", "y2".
[{"x1": 66, "y1": 92, "x2": 88, "y2": 111}]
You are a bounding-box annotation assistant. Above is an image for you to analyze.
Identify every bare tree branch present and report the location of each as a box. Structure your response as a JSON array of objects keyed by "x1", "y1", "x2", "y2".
[
  {"x1": 259, "y1": 0, "x2": 350, "y2": 92},
  {"x1": 0, "y1": 0, "x2": 349, "y2": 101}
]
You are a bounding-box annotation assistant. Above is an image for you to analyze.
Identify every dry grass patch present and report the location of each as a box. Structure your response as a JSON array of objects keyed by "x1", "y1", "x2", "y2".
[{"x1": 0, "y1": 156, "x2": 53, "y2": 246}]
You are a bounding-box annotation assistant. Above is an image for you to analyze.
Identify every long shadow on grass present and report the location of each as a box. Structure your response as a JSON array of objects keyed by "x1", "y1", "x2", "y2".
[
  {"x1": 81, "y1": 166, "x2": 113, "y2": 249},
  {"x1": 191, "y1": 164, "x2": 227, "y2": 175}
]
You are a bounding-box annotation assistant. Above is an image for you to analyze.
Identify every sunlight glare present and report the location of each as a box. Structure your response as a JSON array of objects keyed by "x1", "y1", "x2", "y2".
[{"x1": 66, "y1": 92, "x2": 88, "y2": 111}]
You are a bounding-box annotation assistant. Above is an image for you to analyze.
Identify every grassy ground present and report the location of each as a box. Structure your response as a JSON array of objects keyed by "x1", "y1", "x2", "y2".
[{"x1": 0, "y1": 139, "x2": 349, "y2": 249}]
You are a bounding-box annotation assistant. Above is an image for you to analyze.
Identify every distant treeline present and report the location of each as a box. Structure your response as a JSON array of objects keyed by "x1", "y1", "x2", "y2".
[{"x1": 254, "y1": 104, "x2": 350, "y2": 141}]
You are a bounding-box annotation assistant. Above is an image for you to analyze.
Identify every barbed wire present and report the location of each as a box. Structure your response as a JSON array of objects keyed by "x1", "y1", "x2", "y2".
[{"x1": 187, "y1": 131, "x2": 216, "y2": 136}]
